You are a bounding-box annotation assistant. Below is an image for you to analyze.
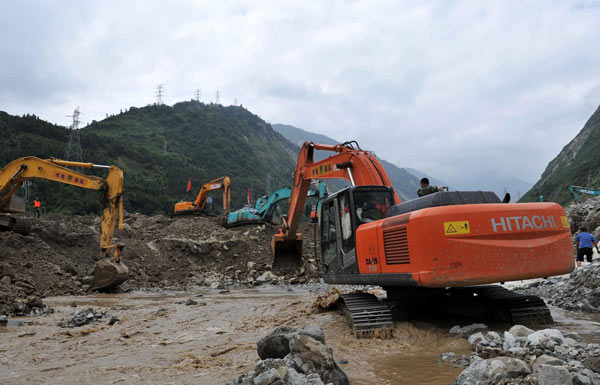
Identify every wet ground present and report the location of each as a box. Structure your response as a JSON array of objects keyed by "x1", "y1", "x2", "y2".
[
  {"x1": 1, "y1": 286, "x2": 470, "y2": 385},
  {"x1": 2, "y1": 287, "x2": 599, "y2": 385}
]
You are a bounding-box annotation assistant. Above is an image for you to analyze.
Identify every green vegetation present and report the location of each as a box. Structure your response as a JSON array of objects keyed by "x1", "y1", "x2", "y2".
[
  {"x1": 521, "y1": 105, "x2": 600, "y2": 205},
  {"x1": 0, "y1": 102, "x2": 297, "y2": 215}
]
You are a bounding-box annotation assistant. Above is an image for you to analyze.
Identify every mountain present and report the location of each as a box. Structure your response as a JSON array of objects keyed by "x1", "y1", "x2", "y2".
[
  {"x1": 403, "y1": 168, "x2": 447, "y2": 189},
  {"x1": 522, "y1": 105, "x2": 600, "y2": 204},
  {"x1": 272, "y1": 124, "x2": 421, "y2": 200},
  {"x1": 0, "y1": 102, "x2": 298, "y2": 215}
]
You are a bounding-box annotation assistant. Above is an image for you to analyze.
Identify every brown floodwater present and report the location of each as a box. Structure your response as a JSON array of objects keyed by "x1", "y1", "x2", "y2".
[{"x1": 1, "y1": 287, "x2": 598, "y2": 385}]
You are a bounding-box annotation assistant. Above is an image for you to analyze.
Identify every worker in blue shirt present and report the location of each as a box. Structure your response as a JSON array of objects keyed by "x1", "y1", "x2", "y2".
[{"x1": 574, "y1": 227, "x2": 600, "y2": 267}]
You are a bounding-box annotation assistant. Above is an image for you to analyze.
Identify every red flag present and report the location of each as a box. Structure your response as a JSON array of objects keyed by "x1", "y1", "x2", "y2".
[
  {"x1": 186, "y1": 180, "x2": 191, "y2": 192},
  {"x1": 247, "y1": 188, "x2": 251, "y2": 205}
]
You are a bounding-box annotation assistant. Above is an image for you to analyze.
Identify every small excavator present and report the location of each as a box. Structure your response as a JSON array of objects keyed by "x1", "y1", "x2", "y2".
[
  {"x1": 173, "y1": 176, "x2": 231, "y2": 216},
  {"x1": 0, "y1": 156, "x2": 129, "y2": 291},
  {"x1": 273, "y1": 141, "x2": 574, "y2": 333},
  {"x1": 224, "y1": 181, "x2": 327, "y2": 227}
]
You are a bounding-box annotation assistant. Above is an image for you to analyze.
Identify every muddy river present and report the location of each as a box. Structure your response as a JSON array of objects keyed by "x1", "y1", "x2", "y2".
[{"x1": 1, "y1": 287, "x2": 599, "y2": 385}]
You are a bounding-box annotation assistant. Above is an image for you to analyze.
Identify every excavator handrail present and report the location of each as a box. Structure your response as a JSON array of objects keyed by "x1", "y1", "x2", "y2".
[
  {"x1": 277, "y1": 141, "x2": 400, "y2": 242},
  {"x1": 0, "y1": 156, "x2": 124, "y2": 262}
]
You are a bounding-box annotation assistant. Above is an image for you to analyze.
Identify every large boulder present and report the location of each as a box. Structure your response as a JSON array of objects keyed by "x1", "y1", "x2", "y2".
[
  {"x1": 454, "y1": 356, "x2": 531, "y2": 385},
  {"x1": 538, "y1": 364, "x2": 572, "y2": 385},
  {"x1": 257, "y1": 326, "x2": 326, "y2": 360},
  {"x1": 509, "y1": 325, "x2": 534, "y2": 338},
  {"x1": 286, "y1": 334, "x2": 349, "y2": 385}
]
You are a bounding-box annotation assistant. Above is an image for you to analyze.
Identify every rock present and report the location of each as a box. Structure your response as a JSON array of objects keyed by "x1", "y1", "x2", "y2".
[
  {"x1": 565, "y1": 332, "x2": 581, "y2": 341},
  {"x1": 210, "y1": 281, "x2": 225, "y2": 290},
  {"x1": 287, "y1": 334, "x2": 349, "y2": 385},
  {"x1": 454, "y1": 356, "x2": 531, "y2": 385},
  {"x1": 468, "y1": 332, "x2": 485, "y2": 347},
  {"x1": 25, "y1": 295, "x2": 44, "y2": 309},
  {"x1": 571, "y1": 370, "x2": 595, "y2": 385},
  {"x1": 509, "y1": 325, "x2": 534, "y2": 338},
  {"x1": 503, "y1": 331, "x2": 516, "y2": 351},
  {"x1": 583, "y1": 357, "x2": 600, "y2": 373},
  {"x1": 486, "y1": 331, "x2": 502, "y2": 345},
  {"x1": 0, "y1": 276, "x2": 11, "y2": 285},
  {"x1": 533, "y1": 355, "x2": 565, "y2": 373},
  {"x1": 247, "y1": 261, "x2": 256, "y2": 270},
  {"x1": 538, "y1": 364, "x2": 572, "y2": 385},
  {"x1": 440, "y1": 352, "x2": 457, "y2": 362},
  {"x1": 253, "y1": 368, "x2": 280, "y2": 385},
  {"x1": 7, "y1": 319, "x2": 24, "y2": 327},
  {"x1": 461, "y1": 323, "x2": 488, "y2": 335},
  {"x1": 184, "y1": 299, "x2": 198, "y2": 306},
  {"x1": 108, "y1": 316, "x2": 119, "y2": 325},
  {"x1": 528, "y1": 329, "x2": 565, "y2": 346},
  {"x1": 255, "y1": 271, "x2": 278, "y2": 284},
  {"x1": 450, "y1": 325, "x2": 462, "y2": 335},
  {"x1": 257, "y1": 326, "x2": 326, "y2": 360}
]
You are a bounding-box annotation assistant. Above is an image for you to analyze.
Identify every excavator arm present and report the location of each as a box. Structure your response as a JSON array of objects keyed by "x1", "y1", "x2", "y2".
[
  {"x1": 272, "y1": 141, "x2": 400, "y2": 271},
  {"x1": 174, "y1": 176, "x2": 231, "y2": 215},
  {"x1": 0, "y1": 156, "x2": 127, "y2": 290}
]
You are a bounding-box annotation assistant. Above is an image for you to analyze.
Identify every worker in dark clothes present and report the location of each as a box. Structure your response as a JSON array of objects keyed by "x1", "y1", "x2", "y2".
[
  {"x1": 575, "y1": 227, "x2": 600, "y2": 267},
  {"x1": 417, "y1": 178, "x2": 446, "y2": 197}
]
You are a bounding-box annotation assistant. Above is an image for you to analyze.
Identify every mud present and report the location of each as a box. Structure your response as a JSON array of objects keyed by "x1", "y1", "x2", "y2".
[
  {"x1": 0, "y1": 287, "x2": 475, "y2": 385},
  {"x1": 0, "y1": 213, "x2": 321, "y2": 315}
]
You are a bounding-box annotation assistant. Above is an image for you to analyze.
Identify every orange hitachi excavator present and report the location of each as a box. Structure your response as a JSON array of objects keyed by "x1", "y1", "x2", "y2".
[
  {"x1": 273, "y1": 141, "x2": 574, "y2": 333},
  {"x1": 173, "y1": 176, "x2": 231, "y2": 216}
]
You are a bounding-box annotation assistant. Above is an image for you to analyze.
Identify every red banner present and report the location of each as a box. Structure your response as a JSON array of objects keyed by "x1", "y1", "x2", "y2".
[{"x1": 186, "y1": 180, "x2": 191, "y2": 192}]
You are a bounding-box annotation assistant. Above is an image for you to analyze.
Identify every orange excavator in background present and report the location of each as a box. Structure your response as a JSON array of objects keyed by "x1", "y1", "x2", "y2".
[
  {"x1": 273, "y1": 141, "x2": 574, "y2": 333},
  {"x1": 0, "y1": 156, "x2": 129, "y2": 291},
  {"x1": 173, "y1": 176, "x2": 231, "y2": 216}
]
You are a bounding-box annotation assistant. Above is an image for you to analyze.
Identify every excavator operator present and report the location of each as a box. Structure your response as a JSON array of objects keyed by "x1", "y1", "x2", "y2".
[{"x1": 417, "y1": 177, "x2": 446, "y2": 197}]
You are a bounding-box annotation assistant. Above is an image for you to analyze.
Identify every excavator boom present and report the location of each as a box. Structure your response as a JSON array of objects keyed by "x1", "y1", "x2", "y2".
[{"x1": 0, "y1": 156, "x2": 128, "y2": 290}]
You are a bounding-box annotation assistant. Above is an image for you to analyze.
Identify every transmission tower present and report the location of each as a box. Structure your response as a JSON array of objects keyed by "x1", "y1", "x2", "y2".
[
  {"x1": 64, "y1": 107, "x2": 83, "y2": 163},
  {"x1": 156, "y1": 84, "x2": 165, "y2": 105},
  {"x1": 234, "y1": 98, "x2": 238, "y2": 106},
  {"x1": 215, "y1": 90, "x2": 220, "y2": 104},
  {"x1": 195, "y1": 89, "x2": 201, "y2": 102}
]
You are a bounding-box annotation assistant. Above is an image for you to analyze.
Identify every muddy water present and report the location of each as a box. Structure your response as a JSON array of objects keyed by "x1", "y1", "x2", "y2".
[
  {"x1": 4, "y1": 288, "x2": 599, "y2": 385},
  {"x1": 1, "y1": 287, "x2": 472, "y2": 385}
]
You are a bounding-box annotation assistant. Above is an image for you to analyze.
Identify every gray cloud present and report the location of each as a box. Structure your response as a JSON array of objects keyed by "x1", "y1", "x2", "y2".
[{"x1": 0, "y1": 0, "x2": 599, "y2": 184}]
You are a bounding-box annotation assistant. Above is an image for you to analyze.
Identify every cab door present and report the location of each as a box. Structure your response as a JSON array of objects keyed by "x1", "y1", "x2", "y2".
[{"x1": 320, "y1": 198, "x2": 341, "y2": 273}]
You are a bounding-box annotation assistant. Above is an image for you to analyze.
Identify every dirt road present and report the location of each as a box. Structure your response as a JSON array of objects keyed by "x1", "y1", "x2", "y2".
[{"x1": 1, "y1": 286, "x2": 470, "y2": 385}]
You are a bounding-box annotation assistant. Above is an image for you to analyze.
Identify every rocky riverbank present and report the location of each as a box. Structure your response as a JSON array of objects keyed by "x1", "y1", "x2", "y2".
[{"x1": 450, "y1": 324, "x2": 600, "y2": 385}]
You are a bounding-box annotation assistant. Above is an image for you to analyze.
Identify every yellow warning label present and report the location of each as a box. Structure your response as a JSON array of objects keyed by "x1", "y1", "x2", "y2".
[
  {"x1": 560, "y1": 216, "x2": 570, "y2": 229},
  {"x1": 444, "y1": 221, "x2": 471, "y2": 235}
]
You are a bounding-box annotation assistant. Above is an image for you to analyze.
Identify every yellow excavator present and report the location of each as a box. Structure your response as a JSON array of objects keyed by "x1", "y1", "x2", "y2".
[
  {"x1": 0, "y1": 156, "x2": 129, "y2": 290},
  {"x1": 173, "y1": 176, "x2": 231, "y2": 215}
]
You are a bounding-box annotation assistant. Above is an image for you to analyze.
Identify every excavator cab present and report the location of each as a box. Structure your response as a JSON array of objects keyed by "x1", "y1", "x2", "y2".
[{"x1": 320, "y1": 186, "x2": 395, "y2": 276}]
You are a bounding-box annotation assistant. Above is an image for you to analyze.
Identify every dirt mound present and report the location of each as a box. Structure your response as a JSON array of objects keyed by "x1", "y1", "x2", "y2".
[
  {"x1": 565, "y1": 196, "x2": 600, "y2": 233},
  {"x1": 0, "y1": 212, "x2": 321, "y2": 315}
]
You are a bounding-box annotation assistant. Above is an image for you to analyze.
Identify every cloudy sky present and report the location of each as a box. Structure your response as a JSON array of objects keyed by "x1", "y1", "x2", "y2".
[{"x1": 1, "y1": 1, "x2": 599, "y2": 187}]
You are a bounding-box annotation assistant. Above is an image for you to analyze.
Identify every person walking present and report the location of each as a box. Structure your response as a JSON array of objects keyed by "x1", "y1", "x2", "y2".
[
  {"x1": 574, "y1": 227, "x2": 600, "y2": 267},
  {"x1": 33, "y1": 197, "x2": 41, "y2": 218}
]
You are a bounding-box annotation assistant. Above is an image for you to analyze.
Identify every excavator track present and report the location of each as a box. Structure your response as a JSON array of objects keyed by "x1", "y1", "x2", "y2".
[
  {"x1": 449, "y1": 285, "x2": 553, "y2": 325},
  {"x1": 340, "y1": 293, "x2": 394, "y2": 338}
]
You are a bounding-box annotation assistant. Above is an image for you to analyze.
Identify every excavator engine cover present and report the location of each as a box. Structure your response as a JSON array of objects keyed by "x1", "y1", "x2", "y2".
[
  {"x1": 272, "y1": 233, "x2": 303, "y2": 273},
  {"x1": 90, "y1": 259, "x2": 129, "y2": 291}
]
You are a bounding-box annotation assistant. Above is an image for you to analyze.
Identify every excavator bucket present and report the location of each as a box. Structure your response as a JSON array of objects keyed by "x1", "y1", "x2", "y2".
[
  {"x1": 89, "y1": 259, "x2": 129, "y2": 291},
  {"x1": 271, "y1": 233, "x2": 303, "y2": 273}
]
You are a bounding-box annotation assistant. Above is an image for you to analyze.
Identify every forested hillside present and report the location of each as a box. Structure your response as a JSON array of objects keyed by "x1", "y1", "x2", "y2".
[
  {"x1": 522, "y1": 105, "x2": 600, "y2": 205},
  {"x1": 0, "y1": 102, "x2": 297, "y2": 215}
]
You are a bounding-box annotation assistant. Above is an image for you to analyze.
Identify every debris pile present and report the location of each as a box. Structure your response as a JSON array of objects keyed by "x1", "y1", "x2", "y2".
[
  {"x1": 57, "y1": 307, "x2": 108, "y2": 328},
  {"x1": 451, "y1": 325, "x2": 600, "y2": 385},
  {"x1": 0, "y1": 212, "x2": 321, "y2": 315},
  {"x1": 565, "y1": 196, "x2": 600, "y2": 234},
  {"x1": 227, "y1": 325, "x2": 349, "y2": 385},
  {"x1": 515, "y1": 263, "x2": 600, "y2": 313}
]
